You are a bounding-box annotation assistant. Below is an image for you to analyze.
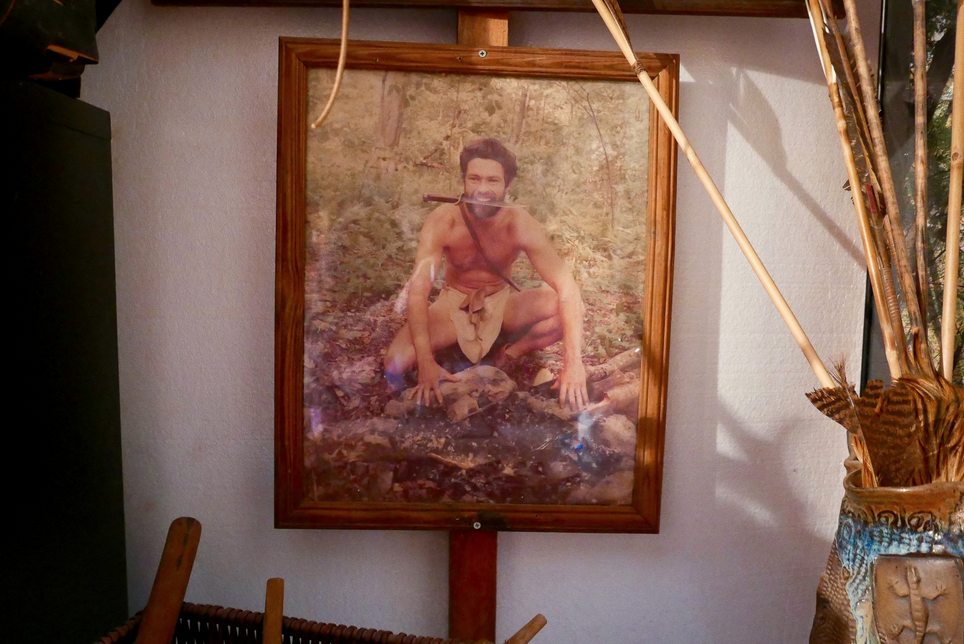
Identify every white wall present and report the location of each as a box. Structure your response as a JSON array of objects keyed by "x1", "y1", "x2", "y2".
[{"x1": 82, "y1": 2, "x2": 878, "y2": 641}]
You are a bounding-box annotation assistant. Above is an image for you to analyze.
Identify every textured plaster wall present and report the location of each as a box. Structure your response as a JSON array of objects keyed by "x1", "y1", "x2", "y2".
[{"x1": 82, "y1": 2, "x2": 878, "y2": 641}]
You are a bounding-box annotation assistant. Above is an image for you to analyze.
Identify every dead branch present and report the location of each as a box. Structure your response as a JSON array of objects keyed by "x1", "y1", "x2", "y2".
[{"x1": 586, "y1": 346, "x2": 641, "y2": 383}]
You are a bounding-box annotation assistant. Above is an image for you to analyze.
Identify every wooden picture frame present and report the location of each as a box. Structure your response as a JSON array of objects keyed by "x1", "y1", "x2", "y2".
[{"x1": 276, "y1": 38, "x2": 678, "y2": 532}]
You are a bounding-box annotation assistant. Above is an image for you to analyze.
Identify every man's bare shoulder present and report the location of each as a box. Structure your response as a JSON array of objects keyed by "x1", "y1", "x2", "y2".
[
  {"x1": 419, "y1": 204, "x2": 458, "y2": 242},
  {"x1": 423, "y1": 203, "x2": 459, "y2": 230},
  {"x1": 507, "y1": 207, "x2": 550, "y2": 245},
  {"x1": 508, "y1": 206, "x2": 538, "y2": 225}
]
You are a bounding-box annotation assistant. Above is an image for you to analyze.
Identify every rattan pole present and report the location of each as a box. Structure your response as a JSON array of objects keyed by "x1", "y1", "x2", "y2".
[
  {"x1": 806, "y1": 0, "x2": 903, "y2": 380},
  {"x1": 590, "y1": 0, "x2": 835, "y2": 389},
  {"x1": 942, "y1": 5, "x2": 963, "y2": 380},
  {"x1": 310, "y1": 0, "x2": 350, "y2": 130}
]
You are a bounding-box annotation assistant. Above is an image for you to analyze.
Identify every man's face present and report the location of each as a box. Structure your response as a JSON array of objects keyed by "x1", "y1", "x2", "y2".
[{"x1": 463, "y1": 158, "x2": 508, "y2": 219}]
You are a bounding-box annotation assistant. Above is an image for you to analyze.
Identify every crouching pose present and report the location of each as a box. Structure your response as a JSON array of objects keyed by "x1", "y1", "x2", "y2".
[{"x1": 384, "y1": 138, "x2": 588, "y2": 410}]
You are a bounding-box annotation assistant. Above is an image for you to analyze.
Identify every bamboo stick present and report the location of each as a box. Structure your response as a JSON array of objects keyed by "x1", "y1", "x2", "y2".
[
  {"x1": 816, "y1": 0, "x2": 906, "y2": 369},
  {"x1": 843, "y1": 0, "x2": 925, "y2": 358},
  {"x1": 310, "y1": 0, "x2": 350, "y2": 130},
  {"x1": 590, "y1": 0, "x2": 835, "y2": 389},
  {"x1": 806, "y1": 0, "x2": 902, "y2": 381},
  {"x1": 942, "y1": 5, "x2": 963, "y2": 380},
  {"x1": 263, "y1": 578, "x2": 284, "y2": 644},
  {"x1": 913, "y1": 0, "x2": 930, "y2": 334}
]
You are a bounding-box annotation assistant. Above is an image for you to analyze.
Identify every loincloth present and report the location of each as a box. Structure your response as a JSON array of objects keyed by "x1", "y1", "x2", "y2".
[{"x1": 431, "y1": 284, "x2": 511, "y2": 364}]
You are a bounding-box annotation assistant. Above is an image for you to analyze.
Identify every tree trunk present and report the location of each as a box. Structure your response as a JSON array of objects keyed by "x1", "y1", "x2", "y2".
[
  {"x1": 512, "y1": 85, "x2": 529, "y2": 145},
  {"x1": 371, "y1": 71, "x2": 407, "y2": 172}
]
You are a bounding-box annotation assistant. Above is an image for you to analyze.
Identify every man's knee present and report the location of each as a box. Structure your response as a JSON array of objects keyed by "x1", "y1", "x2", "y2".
[
  {"x1": 384, "y1": 336, "x2": 415, "y2": 376},
  {"x1": 534, "y1": 287, "x2": 560, "y2": 320},
  {"x1": 533, "y1": 314, "x2": 563, "y2": 339}
]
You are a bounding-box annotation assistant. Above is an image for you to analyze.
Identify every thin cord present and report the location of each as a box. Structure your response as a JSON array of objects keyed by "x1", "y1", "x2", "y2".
[{"x1": 310, "y1": 0, "x2": 349, "y2": 130}]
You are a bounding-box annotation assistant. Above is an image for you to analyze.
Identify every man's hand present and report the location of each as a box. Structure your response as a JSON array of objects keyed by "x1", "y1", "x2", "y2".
[
  {"x1": 552, "y1": 360, "x2": 588, "y2": 410},
  {"x1": 408, "y1": 360, "x2": 459, "y2": 407}
]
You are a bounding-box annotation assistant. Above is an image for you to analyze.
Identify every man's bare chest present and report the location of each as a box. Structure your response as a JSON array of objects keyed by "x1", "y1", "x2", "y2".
[{"x1": 443, "y1": 223, "x2": 521, "y2": 273}]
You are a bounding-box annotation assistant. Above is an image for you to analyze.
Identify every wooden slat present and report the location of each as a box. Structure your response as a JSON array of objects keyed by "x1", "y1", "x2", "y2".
[
  {"x1": 634, "y1": 59, "x2": 678, "y2": 535},
  {"x1": 504, "y1": 615, "x2": 547, "y2": 644},
  {"x1": 152, "y1": 0, "x2": 841, "y2": 19},
  {"x1": 263, "y1": 578, "x2": 285, "y2": 644},
  {"x1": 282, "y1": 38, "x2": 674, "y2": 80},
  {"x1": 274, "y1": 35, "x2": 309, "y2": 530},
  {"x1": 133, "y1": 518, "x2": 202, "y2": 644}
]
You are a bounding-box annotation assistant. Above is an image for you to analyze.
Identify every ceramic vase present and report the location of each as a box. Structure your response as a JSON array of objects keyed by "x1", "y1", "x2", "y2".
[{"x1": 810, "y1": 460, "x2": 964, "y2": 644}]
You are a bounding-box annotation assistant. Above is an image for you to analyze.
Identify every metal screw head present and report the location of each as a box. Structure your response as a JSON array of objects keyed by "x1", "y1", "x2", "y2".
[
  {"x1": 478, "y1": 50, "x2": 487, "y2": 58},
  {"x1": 473, "y1": 521, "x2": 482, "y2": 529}
]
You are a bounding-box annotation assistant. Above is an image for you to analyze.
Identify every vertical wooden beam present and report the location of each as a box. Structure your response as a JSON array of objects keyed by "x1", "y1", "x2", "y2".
[
  {"x1": 449, "y1": 530, "x2": 498, "y2": 641},
  {"x1": 457, "y1": 10, "x2": 509, "y2": 47},
  {"x1": 449, "y1": 16, "x2": 506, "y2": 643}
]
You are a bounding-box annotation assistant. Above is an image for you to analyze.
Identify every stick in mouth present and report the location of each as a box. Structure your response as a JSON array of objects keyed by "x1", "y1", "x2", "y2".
[{"x1": 422, "y1": 193, "x2": 525, "y2": 209}]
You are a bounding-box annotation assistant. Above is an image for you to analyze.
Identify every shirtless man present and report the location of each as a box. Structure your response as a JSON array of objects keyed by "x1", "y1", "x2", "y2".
[{"x1": 383, "y1": 138, "x2": 588, "y2": 410}]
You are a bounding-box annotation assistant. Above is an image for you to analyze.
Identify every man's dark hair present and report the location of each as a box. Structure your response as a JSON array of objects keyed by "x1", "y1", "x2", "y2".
[{"x1": 459, "y1": 138, "x2": 518, "y2": 185}]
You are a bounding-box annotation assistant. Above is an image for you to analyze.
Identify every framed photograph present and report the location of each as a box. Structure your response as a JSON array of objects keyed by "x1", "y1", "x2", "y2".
[{"x1": 276, "y1": 38, "x2": 678, "y2": 532}]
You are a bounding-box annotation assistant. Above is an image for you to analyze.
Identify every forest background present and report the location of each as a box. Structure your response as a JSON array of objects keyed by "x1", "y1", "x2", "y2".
[{"x1": 303, "y1": 67, "x2": 653, "y2": 411}]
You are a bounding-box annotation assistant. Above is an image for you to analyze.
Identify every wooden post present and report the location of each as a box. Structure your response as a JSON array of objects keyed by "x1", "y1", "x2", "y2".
[
  {"x1": 446, "y1": 15, "x2": 508, "y2": 642},
  {"x1": 457, "y1": 10, "x2": 509, "y2": 48},
  {"x1": 449, "y1": 529, "x2": 498, "y2": 641}
]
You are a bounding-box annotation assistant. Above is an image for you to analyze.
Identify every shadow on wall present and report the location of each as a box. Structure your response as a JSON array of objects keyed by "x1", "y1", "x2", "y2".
[
  {"x1": 720, "y1": 68, "x2": 864, "y2": 265},
  {"x1": 695, "y1": 405, "x2": 834, "y2": 641},
  {"x1": 674, "y1": 52, "x2": 846, "y2": 637},
  {"x1": 610, "y1": 11, "x2": 870, "y2": 266}
]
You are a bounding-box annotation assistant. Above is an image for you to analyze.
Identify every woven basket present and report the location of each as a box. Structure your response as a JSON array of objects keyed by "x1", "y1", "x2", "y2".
[{"x1": 97, "y1": 601, "x2": 483, "y2": 644}]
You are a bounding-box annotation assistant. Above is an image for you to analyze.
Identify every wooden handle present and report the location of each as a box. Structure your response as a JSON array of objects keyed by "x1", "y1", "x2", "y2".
[
  {"x1": 503, "y1": 614, "x2": 547, "y2": 644},
  {"x1": 263, "y1": 578, "x2": 285, "y2": 644},
  {"x1": 423, "y1": 194, "x2": 460, "y2": 203},
  {"x1": 134, "y1": 517, "x2": 202, "y2": 644}
]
